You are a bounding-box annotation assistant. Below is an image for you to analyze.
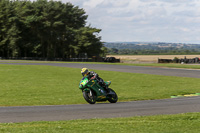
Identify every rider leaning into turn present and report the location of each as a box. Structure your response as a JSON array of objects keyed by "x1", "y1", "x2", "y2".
[{"x1": 81, "y1": 68, "x2": 110, "y2": 93}]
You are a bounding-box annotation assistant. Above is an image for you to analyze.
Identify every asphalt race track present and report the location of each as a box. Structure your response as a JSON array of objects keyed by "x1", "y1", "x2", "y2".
[
  {"x1": 0, "y1": 62, "x2": 200, "y2": 123},
  {"x1": 0, "y1": 96, "x2": 200, "y2": 123}
]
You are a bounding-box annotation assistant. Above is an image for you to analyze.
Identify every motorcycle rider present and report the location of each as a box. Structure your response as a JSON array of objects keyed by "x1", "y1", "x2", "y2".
[{"x1": 81, "y1": 68, "x2": 110, "y2": 93}]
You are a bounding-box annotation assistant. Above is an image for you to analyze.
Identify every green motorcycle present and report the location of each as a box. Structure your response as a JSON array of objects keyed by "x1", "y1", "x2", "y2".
[{"x1": 79, "y1": 76, "x2": 118, "y2": 104}]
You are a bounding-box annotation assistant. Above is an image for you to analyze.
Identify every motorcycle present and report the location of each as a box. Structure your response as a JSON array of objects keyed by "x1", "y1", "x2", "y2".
[{"x1": 79, "y1": 76, "x2": 118, "y2": 104}]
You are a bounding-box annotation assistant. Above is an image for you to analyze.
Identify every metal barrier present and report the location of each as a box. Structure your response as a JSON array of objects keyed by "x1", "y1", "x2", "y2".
[
  {"x1": 0, "y1": 57, "x2": 120, "y2": 63},
  {"x1": 158, "y1": 57, "x2": 200, "y2": 64}
]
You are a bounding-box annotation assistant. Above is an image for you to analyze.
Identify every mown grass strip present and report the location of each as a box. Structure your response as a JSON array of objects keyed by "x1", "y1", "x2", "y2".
[
  {"x1": 0, "y1": 113, "x2": 200, "y2": 133},
  {"x1": 0, "y1": 64, "x2": 200, "y2": 106}
]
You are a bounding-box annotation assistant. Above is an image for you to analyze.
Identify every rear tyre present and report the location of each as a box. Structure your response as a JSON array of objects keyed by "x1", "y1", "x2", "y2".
[
  {"x1": 108, "y1": 89, "x2": 118, "y2": 103},
  {"x1": 83, "y1": 90, "x2": 96, "y2": 104}
]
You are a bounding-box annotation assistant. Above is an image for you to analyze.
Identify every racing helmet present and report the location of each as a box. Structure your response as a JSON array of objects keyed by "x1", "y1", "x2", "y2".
[{"x1": 81, "y1": 68, "x2": 89, "y2": 77}]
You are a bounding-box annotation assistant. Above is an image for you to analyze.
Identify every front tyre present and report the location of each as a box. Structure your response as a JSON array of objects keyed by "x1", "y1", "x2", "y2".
[
  {"x1": 108, "y1": 89, "x2": 118, "y2": 103},
  {"x1": 83, "y1": 90, "x2": 96, "y2": 104}
]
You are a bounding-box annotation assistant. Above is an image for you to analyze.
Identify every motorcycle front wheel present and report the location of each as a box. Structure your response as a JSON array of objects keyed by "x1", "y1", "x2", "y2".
[
  {"x1": 83, "y1": 90, "x2": 96, "y2": 104},
  {"x1": 108, "y1": 89, "x2": 118, "y2": 103}
]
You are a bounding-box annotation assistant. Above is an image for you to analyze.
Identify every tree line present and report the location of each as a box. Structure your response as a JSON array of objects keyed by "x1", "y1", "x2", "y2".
[
  {"x1": 108, "y1": 48, "x2": 200, "y2": 55},
  {"x1": 0, "y1": 0, "x2": 104, "y2": 59},
  {"x1": 105, "y1": 42, "x2": 200, "y2": 55}
]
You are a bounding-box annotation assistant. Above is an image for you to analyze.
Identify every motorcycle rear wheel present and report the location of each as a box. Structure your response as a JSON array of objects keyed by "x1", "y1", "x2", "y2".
[
  {"x1": 108, "y1": 89, "x2": 118, "y2": 103},
  {"x1": 83, "y1": 90, "x2": 96, "y2": 104}
]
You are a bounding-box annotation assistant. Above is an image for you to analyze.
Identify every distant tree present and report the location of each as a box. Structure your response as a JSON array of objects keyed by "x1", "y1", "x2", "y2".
[
  {"x1": 0, "y1": 0, "x2": 104, "y2": 59},
  {"x1": 110, "y1": 48, "x2": 118, "y2": 54}
]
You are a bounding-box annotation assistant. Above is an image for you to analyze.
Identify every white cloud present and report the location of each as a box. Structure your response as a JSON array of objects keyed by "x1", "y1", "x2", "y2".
[
  {"x1": 32, "y1": 0, "x2": 200, "y2": 43},
  {"x1": 82, "y1": 0, "x2": 104, "y2": 8}
]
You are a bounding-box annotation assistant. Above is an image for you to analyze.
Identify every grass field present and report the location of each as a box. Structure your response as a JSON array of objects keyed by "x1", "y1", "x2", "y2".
[
  {"x1": 0, "y1": 64, "x2": 200, "y2": 106},
  {"x1": 107, "y1": 55, "x2": 200, "y2": 63},
  {"x1": 117, "y1": 62, "x2": 200, "y2": 69},
  {"x1": 0, "y1": 112, "x2": 200, "y2": 133}
]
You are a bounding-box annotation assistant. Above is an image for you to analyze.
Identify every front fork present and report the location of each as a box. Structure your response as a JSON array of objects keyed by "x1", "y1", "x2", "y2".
[
  {"x1": 89, "y1": 90, "x2": 93, "y2": 97},
  {"x1": 83, "y1": 88, "x2": 93, "y2": 97}
]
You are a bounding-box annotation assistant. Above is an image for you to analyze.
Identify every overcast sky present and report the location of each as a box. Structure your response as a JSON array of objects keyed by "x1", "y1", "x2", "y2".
[{"x1": 56, "y1": 0, "x2": 200, "y2": 43}]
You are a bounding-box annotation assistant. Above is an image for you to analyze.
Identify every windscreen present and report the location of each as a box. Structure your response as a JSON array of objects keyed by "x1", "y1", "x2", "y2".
[{"x1": 79, "y1": 77, "x2": 89, "y2": 87}]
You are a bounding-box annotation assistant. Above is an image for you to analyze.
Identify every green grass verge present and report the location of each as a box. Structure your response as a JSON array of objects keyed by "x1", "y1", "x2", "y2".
[
  {"x1": 0, "y1": 64, "x2": 200, "y2": 106},
  {"x1": 0, "y1": 112, "x2": 200, "y2": 133},
  {"x1": 118, "y1": 63, "x2": 200, "y2": 69}
]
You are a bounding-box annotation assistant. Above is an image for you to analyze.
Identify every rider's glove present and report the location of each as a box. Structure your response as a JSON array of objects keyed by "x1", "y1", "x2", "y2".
[{"x1": 91, "y1": 76, "x2": 96, "y2": 80}]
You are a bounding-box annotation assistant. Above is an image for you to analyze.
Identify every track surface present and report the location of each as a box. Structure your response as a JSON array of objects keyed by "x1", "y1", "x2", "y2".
[
  {"x1": 0, "y1": 96, "x2": 200, "y2": 123},
  {"x1": 0, "y1": 62, "x2": 200, "y2": 123}
]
